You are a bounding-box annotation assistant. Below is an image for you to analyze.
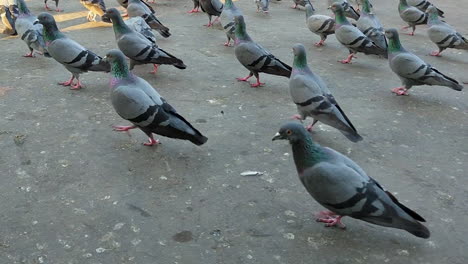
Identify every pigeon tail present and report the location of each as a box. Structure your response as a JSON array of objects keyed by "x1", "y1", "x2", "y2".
[
  {"x1": 340, "y1": 130, "x2": 363, "y2": 142},
  {"x1": 89, "y1": 58, "x2": 111, "y2": 72},
  {"x1": 431, "y1": 68, "x2": 464, "y2": 91},
  {"x1": 400, "y1": 218, "x2": 431, "y2": 239}
]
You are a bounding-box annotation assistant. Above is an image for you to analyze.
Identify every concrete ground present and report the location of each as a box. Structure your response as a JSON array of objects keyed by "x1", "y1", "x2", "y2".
[{"x1": 0, "y1": 0, "x2": 467, "y2": 263}]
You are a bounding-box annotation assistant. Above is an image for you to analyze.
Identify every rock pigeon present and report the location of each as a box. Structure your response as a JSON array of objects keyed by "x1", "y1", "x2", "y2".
[
  {"x1": 199, "y1": 0, "x2": 223, "y2": 27},
  {"x1": 220, "y1": 0, "x2": 243, "y2": 46},
  {"x1": 398, "y1": 0, "x2": 427, "y2": 36},
  {"x1": 385, "y1": 28, "x2": 463, "y2": 95},
  {"x1": 234, "y1": 15, "x2": 292, "y2": 87},
  {"x1": 328, "y1": 0, "x2": 360, "y2": 21},
  {"x1": 1, "y1": 4, "x2": 17, "y2": 35},
  {"x1": 15, "y1": 0, "x2": 48, "y2": 57},
  {"x1": 354, "y1": 0, "x2": 371, "y2": 11},
  {"x1": 292, "y1": 0, "x2": 311, "y2": 9},
  {"x1": 188, "y1": 0, "x2": 201, "y2": 13},
  {"x1": 104, "y1": 49, "x2": 208, "y2": 146},
  {"x1": 356, "y1": 0, "x2": 387, "y2": 50},
  {"x1": 44, "y1": 0, "x2": 61, "y2": 12},
  {"x1": 125, "y1": 16, "x2": 156, "y2": 44},
  {"x1": 305, "y1": 3, "x2": 335, "y2": 47},
  {"x1": 255, "y1": 0, "x2": 269, "y2": 13},
  {"x1": 80, "y1": 0, "x2": 109, "y2": 22},
  {"x1": 407, "y1": 0, "x2": 443, "y2": 17},
  {"x1": 127, "y1": 0, "x2": 170, "y2": 38},
  {"x1": 426, "y1": 6, "x2": 468, "y2": 57},
  {"x1": 289, "y1": 44, "x2": 362, "y2": 142},
  {"x1": 103, "y1": 8, "x2": 186, "y2": 74},
  {"x1": 272, "y1": 122, "x2": 430, "y2": 239},
  {"x1": 35, "y1": 12, "x2": 110, "y2": 90},
  {"x1": 331, "y1": 2, "x2": 386, "y2": 64},
  {"x1": 117, "y1": 0, "x2": 155, "y2": 12}
]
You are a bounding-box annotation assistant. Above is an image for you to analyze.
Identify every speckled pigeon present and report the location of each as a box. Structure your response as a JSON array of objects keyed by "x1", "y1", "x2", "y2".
[
  {"x1": 292, "y1": 0, "x2": 311, "y2": 9},
  {"x1": 127, "y1": 0, "x2": 170, "y2": 38},
  {"x1": 272, "y1": 122, "x2": 431, "y2": 238},
  {"x1": 328, "y1": 0, "x2": 360, "y2": 21},
  {"x1": 44, "y1": 0, "x2": 61, "y2": 12},
  {"x1": 407, "y1": 0, "x2": 443, "y2": 17},
  {"x1": 331, "y1": 3, "x2": 386, "y2": 64},
  {"x1": 356, "y1": 0, "x2": 387, "y2": 50},
  {"x1": 289, "y1": 44, "x2": 362, "y2": 142},
  {"x1": 234, "y1": 15, "x2": 292, "y2": 87},
  {"x1": 220, "y1": 0, "x2": 242, "y2": 46},
  {"x1": 255, "y1": 0, "x2": 269, "y2": 13},
  {"x1": 398, "y1": 0, "x2": 427, "y2": 36},
  {"x1": 35, "y1": 13, "x2": 110, "y2": 90},
  {"x1": 15, "y1": 0, "x2": 48, "y2": 57},
  {"x1": 104, "y1": 49, "x2": 208, "y2": 146},
  {"x1": 385, "y1": 28, "x2": 463, "y2": 95},
  {"x1": 188, "y1": 0, "x2": 201, "y2": 13},
  {"x1": 426, "y1": 6, "x2": 468, "y2": 57},
  {"x1": 199, "y1": 0, "x2": 223, "y2": 27},
  {"x1": 80, "y1": 0, "x2": 109, "y2": 22},
  {"x1": 305, "y1": 3, "x2": 335, "y2": 47},
  {"x1": 125, "y1": 16, "x2": 156, "y2": 44},
  {"x1": 104, "y1": 8, "x2": 185, "y2": 74}
]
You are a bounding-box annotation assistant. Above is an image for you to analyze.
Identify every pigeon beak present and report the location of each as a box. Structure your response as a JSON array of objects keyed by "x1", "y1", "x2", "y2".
[
  {"x1": 272, "y1": 132, "x2": 283, "y2": 141},
  {"x1": 33, "y1": 20, "x2": 39, "y2": 25}
]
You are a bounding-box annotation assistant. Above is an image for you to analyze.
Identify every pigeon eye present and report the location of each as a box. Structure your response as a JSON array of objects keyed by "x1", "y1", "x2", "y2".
[{"x1": 286, "y1": 130, "x2": 292, "y2": 135}]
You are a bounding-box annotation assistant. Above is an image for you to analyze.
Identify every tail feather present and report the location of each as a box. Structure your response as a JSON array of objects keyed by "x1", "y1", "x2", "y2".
[
  {"x1": 400, "y1": 218, "x2": 431, "y2": 239},
  {"x1": 432, "y1": 68, "x2": 463, "y2": 91},
  {"x1": 153, "y1": 48, "x2": 186, "y2": 69},
  {"x1": 89, "y1": 58, "x2": 111, "y2": 72},
  {"x1": 151, "y1": 112, "x2": 208, "y2": 146}
]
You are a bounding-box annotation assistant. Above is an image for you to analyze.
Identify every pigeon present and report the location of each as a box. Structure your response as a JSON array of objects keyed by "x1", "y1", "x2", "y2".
[
  {"x1": 15, "y1": 0, "x2": 48, "y2": 57},
  {"x1": 117, "y1": 0, "x2": 155, "y2": 12},
  {"x1": 354, "y1": 0, "x2": 372, "y2": 11},
  {"x1": 127, "y1": 0, "x2": 170, "y2": 38},
  {"x1": 426, "y1": 6, "x2": 468, "y2": 57},
  {"x1": 103, "y1": 8, "x2": 186, "y2": 74},
  {"x1": 356, "y1": 0, "x2": 387, "y2": 50},
  {"x1": 272, "y1": 122, "x2": 431, "y2": 239},
  {"x1": 1, "y1": 4, "x2": 17, "y2": 35},
  {"x1": 398, "y1": 0, "x2": 427, "y2": 36},
  {"x1": 188, "y1": 0, "x2": 201, "y2": 13},
  {"x1": 220, "y1": 0, "x2": 243, "y2": 46},
  {"x1": 44, "y1": 0, "x2": 61, "y2": 12},
  {"x1": 289, "y1": 44, "x2": 362, "y2": 142},
  {"x1": 255, "y1": 0, "x2": 269, "y2": 13},
  {"x1": 35, "y1": 13, "x2": 110, "y2": 90},
  {"x1": 331, "y1": 2, "x2": 386, "y2": 64},
  {"x1": 385, "y1": 28, "x2": 463, "y2": 95},
  {"x1": 305, "y1": 3, "x2": 335, "y2": 47},
  {"x1": 328, "y1": 0, "x2": 360, "y2": 21},
  {"x1": 234, "y1": 15, "x2": 292, "y2": 87},
  {"x1": 292, "y1": 0, "x2": 311, "y2": 9},
  {"x1": 104, "y1": 49, "x2": 208, "y2": 146},
  {"x1": 80, "y1": 0, "x2": 109, "y2": 22},
  {"x1": 125, "y1": 16, "x2": 156, "y2": 44},
  {"x1": 407, "y1": 0, "x2": 443, "y2": 17},
  {"x1": 199, "y1": 0, "x2": 223, "y2": 27}
]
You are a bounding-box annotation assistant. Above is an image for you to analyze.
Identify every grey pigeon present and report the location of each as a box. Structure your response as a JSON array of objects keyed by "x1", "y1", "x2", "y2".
[
  {"x1": 44, "y1": 0, "x2": 61, "y2": 12},
  {"x1": 272, "y1": 122, "x2": 431, "y2": 239},
  {"x1": 385, "y1": 28, "x2": 463, "y2": 95},
  {"x1": 125, "y1": 16, "x2": 156, "y2": 44},
  {"x1": 104, "y1": 8, "x2": 186, "y2": 74},
  {"x1": 328, "y1": 0, "x2": 360, "y2": 21},
  {"x1": 407, "y1": 0, "x2": 443, "y2": 17},
  {"x1": 305, "y1": 3, "x2": 335, "y2": 47},
  {"x1": 234, "y1": 15, "x2": 292, "y2": 87},
  {"x1": 356, "y1": 0, "x2": 387, "y2": 50},
  {"x1": 80, "y1": 0, "x2": 109, "y2": 22},
  {"x1": 127, "y1": 0, "x2": 170, "y2": 38},
  {"x1": 117, "y1": 0, "x2": 155, "y2": 12},
  {"x1": 104, "y1": 49, "x2": 208, "y2": 146},
  {"x1": 220, "y1": 0, "x2": 242, "y2": 46},
  {"x1": 398, "y1": 0, "x2": 427, "y2": 36},
  {"x1": 426, "y1": 6, "x2": 468, "y2": 57},
  {"x1": 188, "y1": 0, "x2": 201, "y2": 13},
  {"x1": 290, "y1": 44, "x2": 362, "y2": 142},
  {"x1": 255, "y1": 0, "x2": 269, "y2": 13},
  {"x1": 15, "y1": 0, "x2": 48, "y2": 57},
  {"x1": 331, "y1": 2, "x2": 386, "y2": 64},
  {"x1": 354, "y1": 0, "x2": 372, "y2": 11},
  {"x1": 199, "y1": 0, "x2": 223, "y2": 27},
  {"x1": 292, "y1": 0, "x2": 311, "y2": 9},
  {"x1": 35, "y1": 13, "x2": 110, "y2": 90}
]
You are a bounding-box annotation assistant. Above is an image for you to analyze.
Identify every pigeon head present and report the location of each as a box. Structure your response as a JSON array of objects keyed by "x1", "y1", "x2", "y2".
[
  {"x1": 103, "y1": 8, "x2": 122, "y2": 22},
  {"x1": 234, "y1": 15, "x2": 249, "y2": 41},
  {"x1": 272, "y1": 122, "x2": 310, "y2": 143},
  {"x1": 104, "y1": 49, "x2": 130, "y2": 79},
  {"x1": 330, "y1": 2, "x2": 348, "y2": 24},
  {"x1": 17, "y1": 0, "x2": 30, "y2": 15},
  {"x1": 359, "y1": 0, "x2": 372, "y2": 14},
  {"x1": 225, "y1": 0, "x2": 234, "y2": 8},
  {"x1": 36, "y1": 13, "x2": 57, "y2": 27},
  {"x1": 425, "y1": 5, "x2": 441, "y2": 21},
  {"x1": 305, "y1": 4, "x2": 315, "y2": 17},
  {"x1": 385, "y1": 28, "x2": 403, "y2": 52},
  {"x1": 292, "y1": 43, "x2": 308, "y2": 69},
  {"x1": 330, "y1": 2, "x2": 343, "y2": 13}
]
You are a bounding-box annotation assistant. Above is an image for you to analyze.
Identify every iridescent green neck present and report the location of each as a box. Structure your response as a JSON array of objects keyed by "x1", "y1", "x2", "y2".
[
  {"x1": 388, "y1": 36, "x2": 403, "y2": 53},
  {"x1": 399, "y1": 0, "x2": 409, "y2": 9},
  {"x1": 292, "y1": 137, "x2": 325, "y2": 173},
  {"x1": 362, "y1": 0, "x2": 371, "y2": 14},
  {"x1": 17, "y1": 0, "x2": 30, "y2": 15},
  {"x1": 110, "y1": 60, "x2": 130, "y2": 79},
  {"x1": 112, "y1": 15, "x2": 132, "y2": 35},
  {"x1": 335, "y1": 10, "x2": 348, "y2": 25},
  {"x1": 305, "y1": 4, "x2": 315, "y2": 18},
  {"x1": 225, "y1": 0, "x2": 234, "y2": 8},
  {"x1": 235, "y1": 21, "x2": 250, "y2": 41},
  {"x1": 43, "y1": 24, "x2": 64, "y2": 42},
  {"x1": 428, "y1": 12, "x2": 441, "y2": 24},
  {"x1": 293, "y1": 53, "x2": 308, "y2": 69}
]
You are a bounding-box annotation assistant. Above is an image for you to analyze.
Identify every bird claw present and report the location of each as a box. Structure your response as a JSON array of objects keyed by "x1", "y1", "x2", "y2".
[
  {"x1": 250, "y1": 82, "x2": 265, "y2": 87},
  {"x1": 236, "y1": 77, "x2": 251, "y2": 82},
  {"x1": 112, "y1": 125, "x2": 137, "y2": 132},
  {"x1": 223, "y1": 41, "x2": 232, "y2": 47},
  {"x1": 143, "y1": 137, "x2": 160, "y2": 146},
  {"x1": 339, "y1": 59, "x2": 352, "y2": 64},
  {"x1": 391, "y1": 87, "x2": 409, "y2": 96},
  {"x1": 70, "y1": 83, "x2": 83, "y2": 90},
  {"x1": 430, "y1": 51, "x2": 442, "y2": 57},
  {"x1": 291, "y1": 114, "x2": 302, "y2": 120},
  {"x1": 23, "y1": 53, "x2": 35, "y2": 58},
  {"x1": 314, "y1": 211, "x2": 346, "y2": 229},
  {"x1": 314, "y1": 42, "x2": 324, "y2": 47}
]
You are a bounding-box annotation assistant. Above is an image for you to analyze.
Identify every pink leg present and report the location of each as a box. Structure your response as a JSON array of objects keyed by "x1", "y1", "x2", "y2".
[
  {"x1": 224, "y1": 40, "x2": 231, "y2": 46},
  {"x1": 340, "y1": 53, "x2": 355, "y2": 64},
  {"x1": 143, "y1": 135, "x2": 160, "y2": 146},
  {"x1": 404, "y1": 32, "x2": 415, "y2": 36},
  {"x1": 44, "y1": 4, "x2": 52, "y2": 11},
  {"x1": 55, "y1": 8, "x2": 63, "y2": 12},
  {"x1": 237, "y1": 73, "x2": 253, "y2": 82},
  {"x1": 187, "y1": 8, "x2": 200, "y2": 13},
  {"x1": 401, "y1": 25, "x2": 410, "y2": 30},
  {"x1": 113, "y1": 125, "x2": 137, "y2": 132},
  {"x1": 70, "y1": 80, "x2": 83, "y2": 90},
  {"x1": 213, "y1": 17, "x2": 220, "y2": 23},
  {"x1": 204, "y1": 21, "x2": 212, "y2": 27},
  {"x1": 306, "y1": 120, "x2": 318, "y2": 131},
  {"x1": 291, "y1": 4, "x2": 298, "y2": 9},
  {"x1": 150, "y1": 64, "x2": 159, "y2": 74},
  {"x1": 391, "y1": 87, "x2": 409, "y2": 96},
  {"x1": 315, "y1": 211, "x2": 346, "y2": 229},
  {"x1": 314, "y1": 40, "x2": 325, "y2": 47},
  {"x1": 291, "y1": 114, "x2": 303, "y2": 120},
  {"x1": 430, "y1": 50, "x2": 442, "y2": 57},
  {"x1": 23, "y1": 51, "x2": 35, "y2": 58},
  {"x1": 250, "y1": 76, "x2": 265, "y2": 87},
  {"x1": 58, "y1": 76, "x2": 75, "y2": 86}
]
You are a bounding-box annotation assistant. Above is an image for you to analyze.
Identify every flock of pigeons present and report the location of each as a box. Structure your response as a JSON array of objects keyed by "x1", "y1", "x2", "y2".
[{"x1": 3, "y1": 0, "x2": 467, "y2": 240}]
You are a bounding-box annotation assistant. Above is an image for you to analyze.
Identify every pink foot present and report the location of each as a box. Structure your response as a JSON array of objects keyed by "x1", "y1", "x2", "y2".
[
  {"x1": 44, "y1": 5, "x2": 52, "y2": 11},
  {"x1": 187, "y1": 9, "x2": 199, "y2": 13},
  {"x1": 430, "y1": 51, "x2": 442, "y2": 57},
  {"x1": 23, "y1": 52, "x2": 35, "y2": 58},
  {"x1": 223, "y1": 41, "x2": 231, "y2": 46},
  {"x1": 143, "y1": 137, "x2": 160, "y2": 146},
  {"x1": 339, "y1": 54, "x2": 355, "y2": 64},
  {"x1": 122, "y1": 13, "x2": 128, "y2": 17},
  {"x1": 291, "y1": 4, "x2": 298, "y2": 9},
  {"x1": 404, "y1": 31, "x2": 415, "y2": 36},
  {"x1": 150, "y1": 64, "x2": 159, "y2": 74},
  {"x1": 70, "y1": 80, "x2": 83, "y2": 90},
  {"x1": 113, "y1": 125, "x2": 137, "y2": 132},
  {"x1": 237, "y1": 76, "x2": 252, "y2": 82},
  {"x1": 291, "y1": 114, "x2": 302, "y2": 120},
  {"x1": 315, "y1": 211, "x2": 346, "y2": 229},
  {"x1": 55, "y1": 9, "x2": 63, "y2": 12},
  {"x1": 391, "y1": 87, "x2": 409, "y2": 96},
  {"x1": 204, "y1": 23, "x2": 212, "y2": 27},
  {"x1": 306, "y1": 124, "x2": 314, "y2": 131},
  {"x1": 250, "y1": 81, "x2": 265, "y2": 87},
  {"x1": 314, "y1": 41, "x2": 325, "y2": 47},
  {"x1": 58, "y1": 77, "x2": 74, "y2": 86}
]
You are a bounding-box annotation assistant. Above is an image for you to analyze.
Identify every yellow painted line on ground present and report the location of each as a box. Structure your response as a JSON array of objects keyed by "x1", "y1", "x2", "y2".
[{"x1": 62, "y1": 21, "x2": 112, "y2": 32}]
